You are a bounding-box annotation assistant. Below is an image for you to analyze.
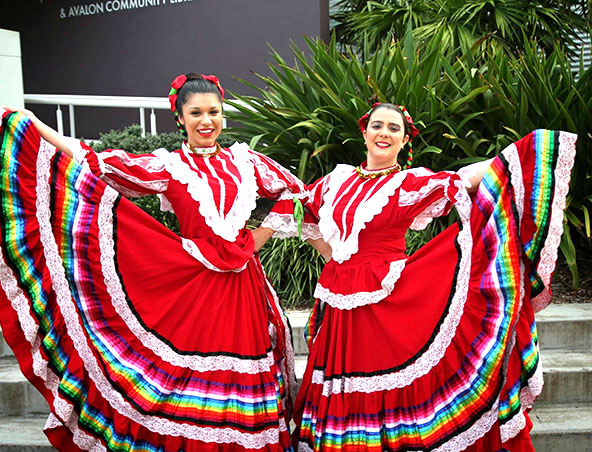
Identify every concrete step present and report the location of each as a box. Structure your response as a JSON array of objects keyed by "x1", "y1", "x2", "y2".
[
  {"x1": 0, "y1": 416, "x2": 57, "y2": 451},
  {"x1": 537, "y1": 350, "x2": 592, "y2": 405},
  {"x1": 0, "y1": 326, "x2": 15, "y2": 357},
  {"x1": 531, "y1": 404, "x2": 592, "y2": 452},
  {"x1": 0, "y1": 357, "x2": 49, "y2": 417},
  {"x1": 287, "y1": 310, "x2": 309, "y2": 356},
  {"x1": 536, "y1": 303, "x2": 592, "y2": 351}
]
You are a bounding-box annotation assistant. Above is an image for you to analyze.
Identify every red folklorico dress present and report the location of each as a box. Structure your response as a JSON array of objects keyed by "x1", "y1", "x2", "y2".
[
  {"x1": 0, "y1": 110, "x2": 306, "y2": 451},
  {"x1": 293, "y1": 130, "x2": 577, "y2": 451}
]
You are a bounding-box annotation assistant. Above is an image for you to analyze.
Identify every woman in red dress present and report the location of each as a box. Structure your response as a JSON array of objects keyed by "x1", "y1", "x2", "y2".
[
  {"x1": 0, "y1": 74, "x2": 307, "y2": 451},
  {"x1": 292, "y1": 103, "x2": 577, "y2": 451}
]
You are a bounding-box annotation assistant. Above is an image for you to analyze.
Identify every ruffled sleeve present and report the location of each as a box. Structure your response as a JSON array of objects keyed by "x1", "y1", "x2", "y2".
[
  {"x1": 66, "y1": 137, "x2": 170, "y2": 198},
  {"x1": 398, "y1": 168, "x2": 465, "y2": 230},
  {"x1": 250, "y1": 149, "x2": 320, "y2": 239}
]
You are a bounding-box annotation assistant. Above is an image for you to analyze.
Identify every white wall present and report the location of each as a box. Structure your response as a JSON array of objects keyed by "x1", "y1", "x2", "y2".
[{"x1": 0, "y1": 29, "x2": 24, "y2": 109}]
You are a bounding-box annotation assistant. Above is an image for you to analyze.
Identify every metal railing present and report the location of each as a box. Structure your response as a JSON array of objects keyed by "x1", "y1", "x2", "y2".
[{"x1": 23, "y1": 94, "x2": 240, "y2": 138}]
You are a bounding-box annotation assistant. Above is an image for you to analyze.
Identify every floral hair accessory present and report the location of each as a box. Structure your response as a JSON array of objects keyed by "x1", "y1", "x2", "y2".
[
  {"x1": 357, "y1": 102, "x2": 381, "y2": 133},
  {"x1": 396, "y1": 105, "x2": 419, "y2": 138},
  {"x1": 201, "y1": 74, "x2": 225, "y2": 100},
  {"x1": 168, "y1": 74, "x2": 187, "y2": 112}
]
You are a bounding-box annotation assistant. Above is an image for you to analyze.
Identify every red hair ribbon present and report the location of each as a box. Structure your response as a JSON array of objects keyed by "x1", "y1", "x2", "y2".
[
  {"x1": 201, "y1": 74, "x2": 225, "y2": 101},
  {"x1": 168, "y1": 74, "x2": 187, "y2": 112},
  {"x1": 357, "y1": 102, "x2": 381, "y2": 133},
  {"x1": 396, "y1": 105, "x2": 419, "y2": 138}
]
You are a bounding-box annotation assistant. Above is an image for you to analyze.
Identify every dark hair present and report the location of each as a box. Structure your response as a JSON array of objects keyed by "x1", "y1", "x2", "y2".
[
  {"x1": 367, "y1": 103, "x2": 410, "y2": 138},
  {"x1": 175, "y1": 73, "x2": 222, "y2": 113}
]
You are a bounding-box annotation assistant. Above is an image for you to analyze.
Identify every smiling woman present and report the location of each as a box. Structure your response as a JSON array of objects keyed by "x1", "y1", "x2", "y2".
[
  {"x1": 291, "y1": 102, "x2": 577, "y2": 452},
  {"x1": 362, "y1": 104, "x2": 409, "y2": 170},
  {"x1": 0, "y1": 73, "x2": 312, "y2": 452}
]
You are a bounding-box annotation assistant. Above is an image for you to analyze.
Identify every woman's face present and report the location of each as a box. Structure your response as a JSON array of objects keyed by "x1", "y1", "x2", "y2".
[
  {"x1": 363, "y1": 108, "x2": 409, "y2": 169},
  {"x1": 178, "y1": 92, "x2": 223, "y2": 148}
]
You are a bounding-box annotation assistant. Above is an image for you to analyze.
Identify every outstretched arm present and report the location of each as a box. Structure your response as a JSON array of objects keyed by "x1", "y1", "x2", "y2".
[
  {"x1": 458, "y1": 158, "x2": 494, "y2": 193},
  {"x1": 3, "y1": 107, "x2": 74, "y2": 157}
]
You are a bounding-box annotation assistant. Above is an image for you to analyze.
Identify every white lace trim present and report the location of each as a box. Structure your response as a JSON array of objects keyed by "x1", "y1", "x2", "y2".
[
  {"x1": 430, "y1": 400, "x2": 499, "y2": 452},
  {"x1": 32, "y1": 135, "x2": 285, "y2": 447},
  {"x1": 262, "y1": 273, "x2": 298, "y2": 407},
  {"x1": 180, "y1": 238, "x2": 249, "y2": 272},
  {"x1": 504, "y1": 144, "x2": 525, "y2": 223},
  {"x1": 45, "y1": 412, "x2": 107, "y2": 452},
  {"x1": 298, "y1": 401, "x2": 499, "y2": 452},
  {"x1": 398, "y1": 172, "x2": 455, "y2": 207},
  {"x1": 500, "y1": 361, "x2": 544, "y2": 443},
  {"x1": 298, "y1": 443, "x2": 313, "y2": 452},
  {"x1": 249, "y1": 148, "x2": 307, "y2": 195},
  {"x1": 312, "y1": 182, "x2": 473, "y2": 391},
  {"x1": 313, "y1": 259, "x2": 406, "y2": 310},
  {"x1": 101, "y1": 162, "x2": 169, "y2": 194},
  {"x1": 500, "y1": 411, "x2": 527, "y2": 445},
  {"x1": 157, "y1": 193, "x2": 175, "y2": 213},
  {"x1": 153, "y1": 142, "x2": 258, "y2": 242},
  {"x1": 532, "y1": 131, "x2": 577, "y2": 312},
  {"x1": 409, "y1": 198, "x2": 451, "y2": 231},
  {"x1": 67, "y1": 139, "x2": 170, "y2": 195},
  {"x1": 94, "y1": 147, "x2": 169, "y2": 194},
  {"x1": 65, "y1": 137, "x2": 93, "y2": 166},
  {"x1": 261, "y1": 212, "x2": 322, "y2": 240},
  {"x1": 318, "y1": 165, "x2": 409, "y2": 264},
  {"x1": 278, "y1": 190, "x2": 307, "y2": 201}
]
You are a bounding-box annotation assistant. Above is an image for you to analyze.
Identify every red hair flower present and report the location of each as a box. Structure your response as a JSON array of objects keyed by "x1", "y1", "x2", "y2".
[
  {"x1": 168, "y1": 74, "x2": 188, "y2": 112},
  {"x1": 201, "y1": 74, "x2": 225, "y2": 100},
  {"x1": 396, "y1": 105, "x2": 419, "y2": 138},
  {"x1": 357, "y1": 102, "x2": 381, "y2": 133}
]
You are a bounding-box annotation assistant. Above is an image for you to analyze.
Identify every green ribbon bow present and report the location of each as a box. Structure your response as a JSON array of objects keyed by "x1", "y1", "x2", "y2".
[{"x1": 293, "y1": 196, "x2": 304, "y2": 240}]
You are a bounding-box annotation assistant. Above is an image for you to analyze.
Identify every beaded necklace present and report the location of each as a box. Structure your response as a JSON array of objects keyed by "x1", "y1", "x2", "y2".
[
  {"x1": 355, "y1": 162, "x2": 401, "y2": 179},
  {"x1": 184, "y1": 141, "x2": 221, "y2": 158}
]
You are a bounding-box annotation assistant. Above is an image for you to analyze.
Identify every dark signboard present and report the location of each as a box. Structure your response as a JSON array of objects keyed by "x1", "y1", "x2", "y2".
[{"x1": 0, "y1": 0, "x2": 329, "y2": 137}]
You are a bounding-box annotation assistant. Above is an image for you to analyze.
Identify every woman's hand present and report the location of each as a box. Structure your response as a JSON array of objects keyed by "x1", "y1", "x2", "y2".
[
  {"x1": 2, "y1": 106, "x2": 74, "y2": 158},
  {"x1": 251, "y1": 227, "x2": 275, "y2": 253},
  {"x1": 3, "y1": 106, "x2": 39, "y2": 125},
  {"x1": 307, "y1": 238, "x2": 332, "y2": 262}
]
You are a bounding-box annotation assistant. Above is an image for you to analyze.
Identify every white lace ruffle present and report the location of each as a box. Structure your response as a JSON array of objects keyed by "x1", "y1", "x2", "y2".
[
  {"x1": 408, "y1": 198, "x2": 451, "y2": 231},
  {"x1": 157, "y1": 193, "x2": 175, "y2": 213},
  {"x1": 398, "y1": 172, "x2": 456, "y2": 207},
  {"x1": 532, "y1": 131, "x2": 577, "y2": 312},
  {"x1": 298, "y1": 443, "x2": 314, "y2": 452},
  {"x1": 261, "y1": 212, "x2": 322, "y2": 240},
  {"x1": 249, "y1": 148, "x2": 302, "y2": 194},
  {"x1": 153, "y1": 142, "x2": 258, "y2": 243},
  {"x1": 277, "y1": 190, "x2": 308, "y2": 201},
  {"x1": 318, "y1": 165, "x2": 409, "y2": 264},
  {"x1": 313, "y1": 259, "x2": 406, "y2": 310},
  {"x1": 31, "y1": 137, "x2": 286, "y2": 447},
  {"x1": 181, "y1": 238, "x2": 248, "y2": 272}
]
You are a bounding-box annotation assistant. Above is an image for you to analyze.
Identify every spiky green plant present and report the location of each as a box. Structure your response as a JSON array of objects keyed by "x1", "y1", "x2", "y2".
[
  {"x1": 333, "y1": 0, "x2": 591, "y2": 58},
  {"x1": 226, "y1": 32, "x2": 591, "y2": 299}
]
